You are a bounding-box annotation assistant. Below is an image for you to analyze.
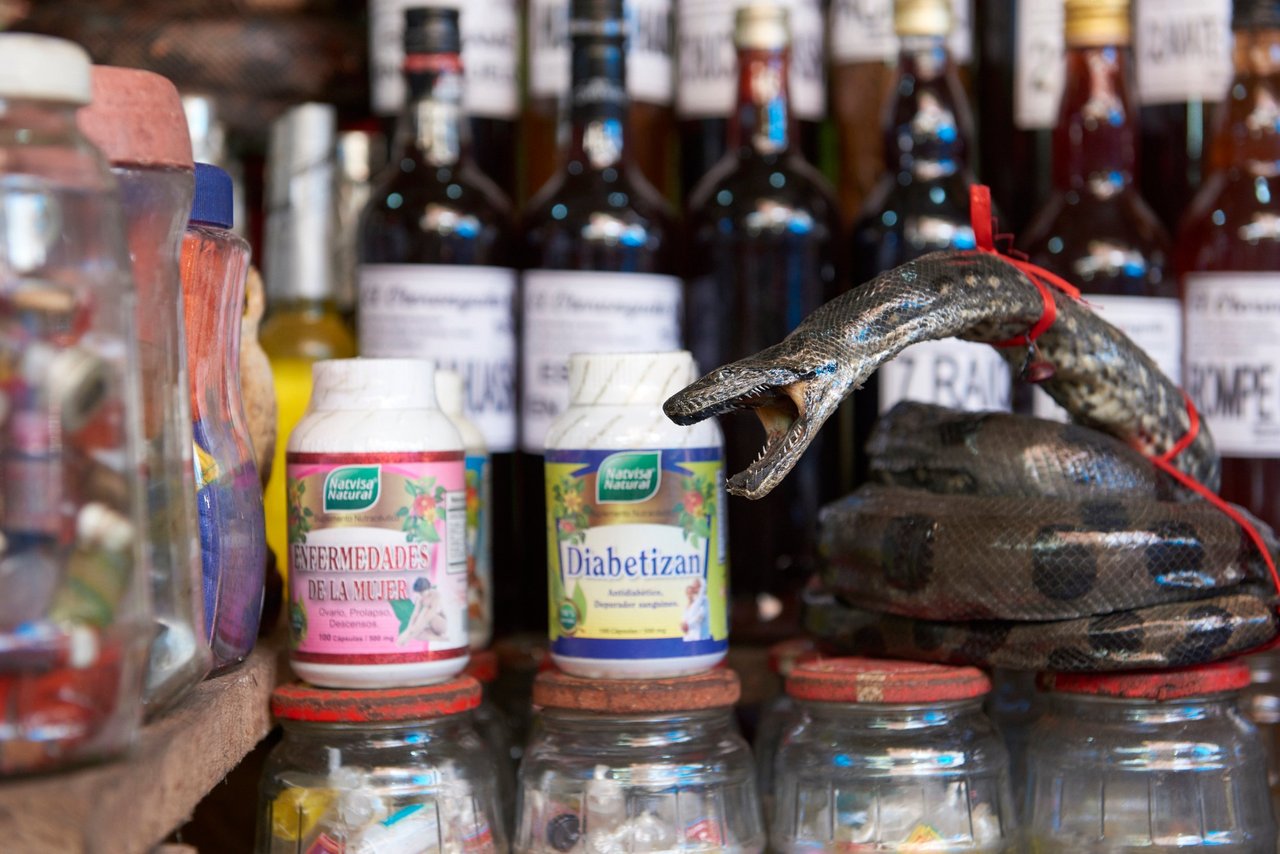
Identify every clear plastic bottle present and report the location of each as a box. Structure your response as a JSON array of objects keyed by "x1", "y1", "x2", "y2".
[
  {"x1": 772, "y1": 658, "x2": 1017, "y2": 852},
  {"x1": 77, "y1": 64, "x2": 212, "y2": 715},
  {"x1": 543, "y1": 351, "x2": 728, "y2": 679},
  {"x1": 0, "y1": 34, "x2": 151, "y2": 773},
  {"x1": 517, "y1": 668, "x2": 765, "y2": 853},
  {"x1": 256, "y1": 677, "x2": 506, "y2": 853},
  {"x1": 1026, "y1": 662, "x2": 1277, "y2": 851}
]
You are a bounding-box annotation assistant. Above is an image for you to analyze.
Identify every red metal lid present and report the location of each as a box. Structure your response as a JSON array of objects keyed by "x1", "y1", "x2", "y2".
[
  {"x1": 787, "y1": 657, "x2": 991, "y2": 704},
  {"x1": 77, "y1": 66, "x2": 194, "y2": 171},
  {"x1": 272, "y1": 677, "x2": 481, "y2": 723},
  {"x1": 1041, "y1": 661, "x2": 1252, "y2": 701},
  {"x1": 534, "y1": 668, "x2": 740, "y2": 713},
  {"x1": 768, "y1": 637, "x2": 821, "y2": 678},
  {"x1": 465, "y1": 649, "x2": 498, "y2": 684}
]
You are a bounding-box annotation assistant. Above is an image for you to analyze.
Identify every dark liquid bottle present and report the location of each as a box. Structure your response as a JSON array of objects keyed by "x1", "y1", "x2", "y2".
[
  {"x1": 523, "y1": 0, "x2": 674, "y2": 203},
  {"x1": 676, "y1": 0, "x2": 827, "y2": 199},
  {"x1": 1021, "y1": 0, "x2": 1177, "y2": 421},
  {"x1": 369, "y1": 0, "x2": 520, "y2": 199},
  {"x1": 520, "y1": 0, "x2": 682, "y2": 634},
  {"x1": 357, "y1": 8, "x2": 521, "y2": 633},
  {"x1": 686, "y1": 4, "x2": 842, "y2": 641},
  {"x1": 1134, "y1": 0, "x2": 1234, "y2": 231},
  {"x1": 1178, "y1": 0, "x2": 1280, "y2": 530}
]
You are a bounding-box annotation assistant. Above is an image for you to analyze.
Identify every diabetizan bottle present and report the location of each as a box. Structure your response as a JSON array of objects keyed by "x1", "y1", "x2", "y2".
[
  {"x1": 286, "y1": 358, "x2": 468, "y2": 688},
  {"x1": 544, "y1": 351, "x2": 728, "y2": 678}
]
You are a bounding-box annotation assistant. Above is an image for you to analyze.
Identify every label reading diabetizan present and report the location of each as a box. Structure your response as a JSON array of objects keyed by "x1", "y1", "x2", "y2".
[
  {"x1": 546, "y1": 448, "x2": 728, "y2": 662},
  {"x1": 287, "y1": 452, "x2": 467, "y2": 665}
]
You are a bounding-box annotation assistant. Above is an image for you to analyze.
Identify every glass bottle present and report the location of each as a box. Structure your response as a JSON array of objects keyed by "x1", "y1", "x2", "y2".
[
  {"x1": 1026, "y1": 663, "x2": 1276, "y2": 851},
  {"x1": 1178, "y1": 0, "x2": 1280, "y2": 531},
  {"x1": 686, "y1": 3, "x2": 841, "y2": 638},
  {"x1": 182, "y1": 163, "x2": 267, "y2": 672},
  {"x1": 76, "y1": 65, "x2": 212, "y2": 716},
  {"x1": 358, "y1": 7, "x2": 520, "y2": 632},
  {"x1": 257, "y1": 678, "x2": 506, "y2": 853},
  {"x1": 1021, "y1": 0, "x2": 1178, "y2": 421},
  {"x1": 519, "y1": 0, "x2": 682, "y2": 635},
  {"x1": 525, "y1": 0, "x2": 674, "y2": 202},
  {"x1": 334, "y1": 127, "x2": 386, "y2": 328},
  {"x1": 0, "y1": 33, "x2": 151, "y2": 774},
  {"x1": 370, "y1": 0, "x2": 520, "y2": 199},
  {"x1": 261, "y1": 103, "x2": 358, "y2": 592}
]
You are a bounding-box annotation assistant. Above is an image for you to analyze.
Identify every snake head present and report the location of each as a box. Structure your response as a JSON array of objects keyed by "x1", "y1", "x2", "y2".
[{"x1": 664, "y1": 350, "x2": 847, "y2": 499}]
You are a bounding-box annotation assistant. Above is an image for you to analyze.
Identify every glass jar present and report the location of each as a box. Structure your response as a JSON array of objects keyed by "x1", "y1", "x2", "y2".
[
  {"x1": 754, "y1": 638, "x2": 821, "y2": 824},
  {"x1": 0, "y1": 34, "x2": 152, "y2": 774},
  {"x1": 1242, "y1": 649, "x2": 1280, "y2": 825},
  {"x1": 181, "y1": 162, "x2": 267, "y2": 671},
  {"x1": 773, "y1": 658, "x2": 1017, "y2": 852},
  {"x1": 467, "y1": 649, "x2": 516, "y2": 834},
  {"x1": 77, "y1": 64, "x2": 211, "y2": 716},
  {"x1": 257, "y1": 677, "x2": 506, "y2": 853},
  {"x1": 517, "y1": 668, "x2": 765, "y2": 853},
  {"x1": 1026, "y1": 662, "x2": 1277, "y2": 851}
]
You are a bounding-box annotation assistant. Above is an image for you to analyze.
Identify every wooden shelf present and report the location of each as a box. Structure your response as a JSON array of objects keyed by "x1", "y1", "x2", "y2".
[{"x1": 0, "y1": 640, "x2": 286, "y2": 854}]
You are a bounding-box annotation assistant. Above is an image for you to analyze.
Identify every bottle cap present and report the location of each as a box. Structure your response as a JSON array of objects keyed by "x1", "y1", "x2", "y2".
[
  {"x1": 190, "y1": 162, "x2": 235, "y2": 229},
  {"x1": 0, "y1": 34, "x2": 91, "y2": 105},
  {"x1": 310, "y1": 358, "x2": 441, "y2": 412},
  {"x1": 734, "y1": 5, "x2": 790, "y2": 51},
  {"x1": 465, "y1": 648, "x2": 499, "y2": 684},
  {"x1": 77, "y1": 66, "x2": 194, "y2": 172},
  {"x1": 787, "y1": 658, "x2": 991, "y2": 704},
  {"x1": 769, "y1": 637, "x2": 821, "y2": 678},
  {"x1": 568, "y1": 350, "x2": 697, "y2": 407},
  {"x1": 404, "y1": 6, "x2": 461, "y2": 55},
  {"x1": 1234, "y1": 0, "x2": 1280, "y2": 28},
  {"x1": 434, "y1": 368, "x2": 465, "y2": 418},
  {"x1": 264, "y1": 102, "x2": 336, "y2": 302},
  {"x1": 1041, "y1": 661, "x2": 1252, "y2": 701},
  {"x1": 272, "y1": 677, "x2": 481, "y2": 722},
  {"x1": 535, "y1": 668, "x2": 740, "y2": 713},
  {"x1": 1064, "y1": 0, "x2": 1131, "y2": 46},
  {"x1": 895, "y1": 0, "x2": 952, "y2": 38}
]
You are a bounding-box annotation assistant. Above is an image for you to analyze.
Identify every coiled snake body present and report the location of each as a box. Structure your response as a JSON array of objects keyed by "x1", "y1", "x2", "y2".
[{"x1": 664, "y1": 251, "x2": 1280, "y2": 670}]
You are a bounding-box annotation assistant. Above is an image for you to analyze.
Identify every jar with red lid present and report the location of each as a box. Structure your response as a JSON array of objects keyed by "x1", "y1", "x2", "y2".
[
  {"x1": 516, "y1": 669, "x2": 765, "y2": 853},
  {"x1": 1026, "y1": 662, "x2": 1276, "y2": 852},
  {"x1": 754, "y1": 638, "x2": 821, "y2": 824},
  {"x1": 256, "y1": 677, "x2": 506, "y2": 853},
  {"x1": 772, "y1": 658, "x2": 1017, "y2": 852}
]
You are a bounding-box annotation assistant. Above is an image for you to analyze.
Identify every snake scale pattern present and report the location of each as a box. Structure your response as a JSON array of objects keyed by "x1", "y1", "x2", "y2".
[{"x1": 664, "y1": 250, "x2": 1280, "y2": 670}]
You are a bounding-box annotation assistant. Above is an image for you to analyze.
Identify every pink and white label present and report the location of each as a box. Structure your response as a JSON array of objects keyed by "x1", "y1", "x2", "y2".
[{"x1": 286, "y1": 451, "x2": 467, "y2": 665}]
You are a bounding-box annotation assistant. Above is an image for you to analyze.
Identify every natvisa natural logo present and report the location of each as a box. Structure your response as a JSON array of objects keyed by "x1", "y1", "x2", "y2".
[
  {"x1": 323, "y1": 465, "x2": 381, "y2": 512},
  {"x1": 596, "y1": 451, "x2": 661, "y2": 503}
]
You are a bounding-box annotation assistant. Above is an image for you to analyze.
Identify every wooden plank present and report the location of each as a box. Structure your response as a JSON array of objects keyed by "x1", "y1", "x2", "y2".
[{"x1": 0, "y1": 641, "x2": 284, "y2": 854}]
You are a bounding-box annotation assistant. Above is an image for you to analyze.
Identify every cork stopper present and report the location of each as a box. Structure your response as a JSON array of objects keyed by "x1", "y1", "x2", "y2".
[
  {"x1": 1064, "y1": 0, "x2": 1131, "y2": 47},
  {"x1": 895, "y1": 0, "x2": 952, "y2": 38},
  {"x1": 272, "y1": 677, "x2": 481, "y2": 723},
  {"x1": 535, "y1": 668, "x2": 740, "y2": 713},
  {"x1": 78, "y1": 66, "x2": 194, "y2": 171},
  {"x1": 788, "y1": 658, "x2": 991, "y2": 704}
]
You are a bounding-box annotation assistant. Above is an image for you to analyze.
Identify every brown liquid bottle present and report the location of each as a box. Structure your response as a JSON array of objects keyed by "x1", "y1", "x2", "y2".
[
  {"x1": 520, "y1": 0, "x2": 682, "y2": 633},
  {"x1": 1021, "y1": 0, "x2": 1177, "y2": 420},
  {"x1": 685, "y1": 4, "x2": 842, "y2": 640},
  {"x1": 1178, "y1": 0, "x2": 1280, "y2": 529},
  {"x1": 524, "y1": 0, "x2": 673, "y2": 203}
]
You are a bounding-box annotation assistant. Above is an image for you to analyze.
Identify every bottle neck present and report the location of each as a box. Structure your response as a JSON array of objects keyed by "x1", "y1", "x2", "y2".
[
  {"x1": 1209, "y1": 26, "x2": 1280, "y2": 177},
  {"x1": 884, "y1": 34, "x2": 971, "y2": 179},
  {"x1": 396, "y1": 53, "x2": 470, "y2": 168},
  {"x1": 1053, "y1": 43, "x2": 1138, "y2": 196},
  {"x1": 567, "y1": 30, "x2": 630, "y2": 171},
  {"x1": 727, "y1": 46, "x2": 794, "y2": 157}
]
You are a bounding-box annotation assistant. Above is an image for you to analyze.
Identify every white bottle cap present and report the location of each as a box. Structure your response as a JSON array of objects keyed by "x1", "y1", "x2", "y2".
[
  {"x1": 568, "y1": 351, "x2": 698, "y2": 407},
  {"x1": 310, "y1": 358, "x2": 438, "y2": 411},
  {"x1": 434, "y1": 368, "x2": 465, "y2": 418},
  {"x1": 0, "y1": 35, "x2": 92, "y2": 105}
]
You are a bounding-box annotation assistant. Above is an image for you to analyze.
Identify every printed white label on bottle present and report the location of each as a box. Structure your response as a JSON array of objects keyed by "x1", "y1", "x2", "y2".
[
  {"x1": 1134, "y1": 0, "x2": 1232, "y2": 105},
  {"x1": 676, "y1": 0, "x2": 825, "y2": 121},
  {"x1": 879, "y1": 339, "x2": 1013, "y2": 413},
  {"x1": 1033, "y1": 295, "x2": 1183, "y2": 421},
  {"x1": 529, "y1": 0, "x2": 674, "y2": 105},
  {"x1": 1014, "y1": 0, "x2": 1065, "y2": 130},
  {"x1": 359, "y1": 264, "x2": 517, "y2": 453},
  {"x1": 370, "y1": 0, "x2": 519, "y2": 118},
  {"x1": 949, "y1": 0, "x2": 974, "y2": 65},
  {"x1": 1185, "y1": 273, "x2": 1280, "y2": 457},
  {"x1": 830, "y1": 0, "x2": 896, "y2": 63},
  {"x1": 522, "y1": 271, "x2": 683, "y2": 453}
]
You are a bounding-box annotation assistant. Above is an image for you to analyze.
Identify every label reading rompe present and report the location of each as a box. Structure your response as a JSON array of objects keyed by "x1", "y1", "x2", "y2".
[
  {"x1": 287, "y1": 451, "x2": 467, "y2": 665},
  {"x1": 545, "y1": 448, "x2": 728, "y2": 661}
]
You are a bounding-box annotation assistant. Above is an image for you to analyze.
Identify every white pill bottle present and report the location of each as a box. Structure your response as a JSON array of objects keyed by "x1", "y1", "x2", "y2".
[
  {"x1": 286, "y1": 358, "x2": 469, "y2": 688},
  {"x1": 544, "y1": 351, "x2": 729, "y2": 678}
]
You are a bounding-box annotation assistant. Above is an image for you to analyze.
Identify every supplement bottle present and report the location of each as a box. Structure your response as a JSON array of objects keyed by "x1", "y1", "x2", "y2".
[
  {"x1": 543, "y1": 351, "x2": 728, "y2": 679},
  {"x1": 286, "y1": 358, "x2": 468, "y2": 688}
]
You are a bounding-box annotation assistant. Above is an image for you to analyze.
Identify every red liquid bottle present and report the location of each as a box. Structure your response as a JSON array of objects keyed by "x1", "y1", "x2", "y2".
[
  {"x1": 686, "y1": 4, "x2": 842, "y2": 640},
  {"x1": 1021, "y1": 0, "x2": 1177, "y2": 421},
  {"x1": 1178, "y1": 0, "x2": 1280, "y2": 529}
]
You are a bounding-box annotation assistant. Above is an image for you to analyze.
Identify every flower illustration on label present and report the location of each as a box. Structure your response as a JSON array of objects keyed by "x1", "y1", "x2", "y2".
[
  {"x1": 287, "y1": 477, "x2": 314, "y2": 544},
  {"x1": 397, "y1": 475, "x2": 447, "y2": 543},
  {"x1": 674, "y1": 473, "x2": 715, "y2": 545}
]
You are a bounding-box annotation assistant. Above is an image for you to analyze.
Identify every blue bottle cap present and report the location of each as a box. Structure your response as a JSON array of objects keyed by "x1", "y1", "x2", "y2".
[{"x1": 190, "y1": 162, "x2": 234, "y2": 229}]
